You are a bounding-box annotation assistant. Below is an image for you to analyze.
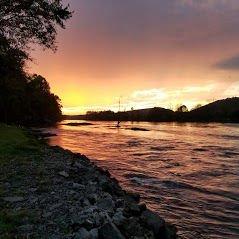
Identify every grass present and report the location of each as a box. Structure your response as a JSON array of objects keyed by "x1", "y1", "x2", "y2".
[
  {"x1": 0, "y1": 209, "x2": 36, "y2": 238},
  {"x1": 0, "y1": 124, "x2": 42, "y2": 237},
  {"x1": 0, "y1": 124, "x2": 40, "y2": 156}
]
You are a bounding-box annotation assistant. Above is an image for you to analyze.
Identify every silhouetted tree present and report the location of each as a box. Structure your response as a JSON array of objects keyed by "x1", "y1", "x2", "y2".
[
  {"x1": 0, "y1": 0, "x2": 72, "y2": 51},
  {"x1": 0, "y1": 36, "x2": 28, "y2": 123},
  {"x1": 192, "y1": 104, "x2": 202, "y2": 110},
  {"x1": 0, "y1": 0, "x2": 71, "y2": 125},
  {"x1": 176, "y1": 105, "x2": 188, "y2": 113},
  {"x1": 26, "y1": 75, "x2": 62, "y2": 125}
]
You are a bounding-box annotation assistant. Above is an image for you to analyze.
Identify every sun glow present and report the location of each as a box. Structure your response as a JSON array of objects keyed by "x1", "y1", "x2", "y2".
[{"x1": 30, "y1": 0, "x2": 239, "y2": 115}]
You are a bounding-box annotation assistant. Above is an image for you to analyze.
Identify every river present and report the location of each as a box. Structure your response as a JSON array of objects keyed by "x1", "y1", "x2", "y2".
[{"x1": 43, "y1": 120, "x2": 239, "y2": 239}]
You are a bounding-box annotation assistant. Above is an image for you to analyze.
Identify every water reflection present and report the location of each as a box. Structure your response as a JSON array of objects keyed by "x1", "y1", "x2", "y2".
[{"x1": 45, "y1": 121, "x2": 239, "y2": 239}]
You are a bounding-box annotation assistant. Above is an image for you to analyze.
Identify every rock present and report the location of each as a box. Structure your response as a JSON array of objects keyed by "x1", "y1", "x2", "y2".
[
  {"x1": 18, "y1": 224, "x2": 34, "y2": 232},
  {"x1": 115, "y1": 199, "x2": 125, "y2": 208},
  {"x1": 88, "y1": 193, "x2": 98, "y2": 204},
  {"x1": 29, "y1": 187, "x2": 37, "y2": 192},
  {"x1": 43, "y1": 211, "x2": 53, "y2": 218},
  {"x1": 120, "y1": 217, "x2": 143, "y2": 237},
  {"x1": 73, "y1": 183, "x2": 85, "y2": 190},
  {"x1": 75, "y1": 162, "x2": 88, "y2": 172},
  {"x1": 125, "y1": 192, "x2": 140, "y2": 203},
  {"x1": 83, "y1": 219, "x2": 95, "y2": 230},
  {"x1": 141, "y1": 209, "x2": 166, "y2": 237},
  {"x1": 29, "y1": 197, "x2": 38, "y2": 204},
  {"x1": 165, "y1": 223, "x2": 178, "y2": 239},
  {"x1": 82, "y1": 198, "x2": 91, "y2": 207},
  {"x1": 99, "y1": 222, "x2": 125, "y2": 239},
  {"x1": 49, "y1": 203, "x2": 63, "y2": 211},
  {"x1": 127, "y1": 204, "x2": 141, "y2": 216},
  {"x1": 74, "y1": 227, "x2": 90, "y2": 239},
  {"x1": 64, "y1": 122, "x2": 93, "y2": 126},
  {"x1": 100, "y1": 180, "x2": 119, "y2": 195},
  {"x1": 58, "y1": 171, "x2": 69, "y2": 178},
  {"x1": 97, "y1": 168, "x2": 111, "y2": 177},
  {"x1": 139, "y1": 203, "x2": 147, "y2": 212},
  {"x1": 97, "y1": 198, "x2": 115, "y2": 212},
  {"x1": 3, "y1": 196, "x2": 24, "y2": 202},
  {"x1": 125, "y1": 203, "x2": 146, "y2": 216},
  {"x1": 89, "y1": 228, "x2": 98, "y2": 239},
  {"x1": 130, "y1": 127, "x2": 149, "y2": 131},
  {"x1": 112, "y1": 210, "x2": 126, "y2": 226}
]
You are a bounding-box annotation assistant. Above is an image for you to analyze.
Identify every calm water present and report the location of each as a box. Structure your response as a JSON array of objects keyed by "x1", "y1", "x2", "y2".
[{"x1": 44, "y1": 121, "x2": 239, "y2": 239}]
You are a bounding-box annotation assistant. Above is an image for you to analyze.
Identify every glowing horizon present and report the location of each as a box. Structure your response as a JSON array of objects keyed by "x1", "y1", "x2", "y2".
[{"x1": 29, "y1": 0, "x2": 239, "y2": 115}]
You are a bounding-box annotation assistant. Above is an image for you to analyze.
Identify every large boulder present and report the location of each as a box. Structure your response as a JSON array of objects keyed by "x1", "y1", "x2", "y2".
[
  {"x1": 141, "y1": 210, "x2": 166, "y2": 238},
  {"x1": 98, "y1": 222, "x2": 125, "y2": 239},
  {"x1": 97, "y1": 197, "x2": 115, "y2": 213},
  {"x1": 74, "y1": 227, "x2": 90, "y2": 239}
]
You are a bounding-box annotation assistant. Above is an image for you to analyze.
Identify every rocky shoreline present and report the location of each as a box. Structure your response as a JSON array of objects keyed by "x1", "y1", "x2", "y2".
[{"x1": 2, "y1": 141, "x2": 177, "y2": 238}]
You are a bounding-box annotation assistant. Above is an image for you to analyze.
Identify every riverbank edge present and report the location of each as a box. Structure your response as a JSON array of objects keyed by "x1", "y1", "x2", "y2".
[{"x1": 1, "y1": 126, "x2": 178, "y2": 238}]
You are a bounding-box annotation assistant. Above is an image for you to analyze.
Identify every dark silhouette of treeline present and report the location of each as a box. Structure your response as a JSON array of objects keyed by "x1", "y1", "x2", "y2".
[
  {"x1": 0, "y1": 1, "x2": 72, "y2": 126},
  {"x1": 65, "y1": 97, "x2": 239, "y2": 123}
]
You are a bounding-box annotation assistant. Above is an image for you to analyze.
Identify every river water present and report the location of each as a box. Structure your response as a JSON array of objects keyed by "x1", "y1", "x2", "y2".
[{"x1": 44, "y1": 120, "x2": 239, "y2": 239}]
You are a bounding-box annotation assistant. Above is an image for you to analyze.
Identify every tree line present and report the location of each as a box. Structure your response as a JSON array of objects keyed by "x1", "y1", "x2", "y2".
[
  {"x1": 68, "y1": 97, "x2": 239, "y2": 123},
  {"x1": 0, "y1": 0, "x2": 72, "y2": 125}
]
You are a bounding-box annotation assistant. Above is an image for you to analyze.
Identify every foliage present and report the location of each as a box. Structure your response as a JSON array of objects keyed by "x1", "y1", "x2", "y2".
[
  {"x1": 82, "y1": 108, "x2": 175, "y2": 122},
  {"x1": 0, "y1": 45, "x2": 62, "y2": 125},
  {"x1": 0, "y1": 0, "x2": 71, "y2": 126},
  {"x1": 176, "y1": 105, "x2": 188, "y2": 113},
  {"x1": 192, "y1": 104, "x2": 202, "y2": 110},
  {"x1": 0, "y1": 0, "x2": 72, "y2": 51},
  {"x1": 26, "y1": 75, "x2": 62, "y2": 125}
]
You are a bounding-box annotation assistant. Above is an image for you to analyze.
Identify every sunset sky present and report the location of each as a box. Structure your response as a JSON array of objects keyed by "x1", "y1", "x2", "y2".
[{"x1": 30, "y1": 0, "x2": 239, "y2": 114}]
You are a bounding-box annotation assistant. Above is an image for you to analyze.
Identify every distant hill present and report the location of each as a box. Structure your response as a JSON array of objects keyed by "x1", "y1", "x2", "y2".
[
  {"x1": 187, "y1": 97, "x2": 239, "y2": 122},
  {"x1": 64, "y1": 97, "x2": 239, "y2": 123}
]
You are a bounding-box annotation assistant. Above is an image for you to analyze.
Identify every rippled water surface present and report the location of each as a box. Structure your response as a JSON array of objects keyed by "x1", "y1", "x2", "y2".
[{"x1": 45, "y1": 121, "x2": 239, "y2": 239}]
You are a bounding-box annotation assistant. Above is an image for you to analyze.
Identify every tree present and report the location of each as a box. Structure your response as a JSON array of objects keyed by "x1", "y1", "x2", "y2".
[
  {"x1": 0, "y1": 0, "x2": 72, "y2": 51},
  {"x1": 176, "y1": 105, "x2": 188, "y2": 113},
  {"x1": 0, "y1": 1, "x2": 72, "y2": 125},
  {"x1": 0, "y1": 36, "x2": 28, "y2": 123},
  {"x1": 26, "y1": 75, "x2": 62, "y2": 125},
  {"x1": 192, "y1": 104, "x2": 202, "y2": 110}
]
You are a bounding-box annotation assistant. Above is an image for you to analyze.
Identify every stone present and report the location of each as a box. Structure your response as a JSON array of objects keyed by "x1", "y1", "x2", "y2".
[
  {"x1": 82, "y1": 198, "x2": 91, "y2": 207},
  {"x1": 43, "y1": 211, "x2": 53, "y2": 218},
  {"x1": 141, "y1": 209, "x2": 166, "y2": 237},
  {"x1": 139, "y1": 203, "x2": 147, "y2": 212},
  {"x1": 3, "y1": 196, "x2": 24, "y2": 202},
  {"x1": 121, "y1": 217, "x2": 143, "y2": 237},
  {"x1": 83, "y1": 219, "x2": 94, "y2": 230},
  {"x1": 128, "y1": 204, "x2": 141, "y2": 216},
  {"x1": 87, "y1": 193, "x2": 98, "y2": 204},
  {"x1": 73, "y1": 182, "x2": 85, "y2": 190},
  {"x1": 89, "y1": 228, "x2": 99, "y2": 239},
  {"x1": 58, "y1": 171, "x2": 69, "y2": 178},
  {"x1": 18, "y1": 224, "x2": 34, "y2": 232},
  {"x1": 115, "y1": 199, "x2": 125, "y2": 208},
  {"x1": 125, "y1": 192, "x2": 140, "y2": 203},
  {"x1": 97, "y1": 198, "x2": 115, "y2": 212},
  {"x1": 74, "y1": 227, "x2": 90, "y2": 239},
  {"x1": 29, "y1": 187, "x2": 37, "y2": 192},
  {"x1": 98, "y1": 222, "x2": 125, "y2": 239},
  {"x1": 49, "y1": 203, "x2": 63, "y2": 211},
  {"x1": 112, "y1": 210, "x2": 126, "y2": 226}
]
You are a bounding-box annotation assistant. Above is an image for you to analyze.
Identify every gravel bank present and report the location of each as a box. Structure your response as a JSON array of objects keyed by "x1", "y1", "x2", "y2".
[{"x1": 1, "y1": 144, "x2": 177, "y2": 238}]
